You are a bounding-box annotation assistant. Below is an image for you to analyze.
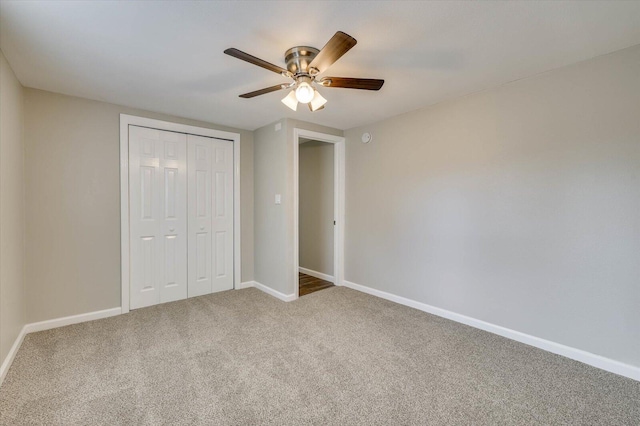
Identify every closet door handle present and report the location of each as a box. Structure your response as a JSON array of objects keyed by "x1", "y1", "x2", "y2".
[
  {"x1": 169, "y1": 227, "x2": 175, "y2": 232},
  {"x1": 200, "y1": 225, "x2": 205, "y2": 230}
]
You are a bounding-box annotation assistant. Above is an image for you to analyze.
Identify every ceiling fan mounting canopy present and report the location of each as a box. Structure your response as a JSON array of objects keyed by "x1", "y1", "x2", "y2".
[{"x1": 224, "y1": 31, "x2": 384, "y2": 111}]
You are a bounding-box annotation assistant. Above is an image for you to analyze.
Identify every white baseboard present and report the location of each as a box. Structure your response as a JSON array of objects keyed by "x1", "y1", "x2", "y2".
[
  {"x1": 237, "y1": 281, "x2": 255, "y2": 290},
  {"x1": 24, "y1": 307, "x2": 122, "y2": 334},
  {"x1": 299, "y1": 267, "x2": 334, "y2": 283},
  {"x1": 342, "y1": 280, "x2": 640, "y2": 382},
  {"x1": 1, "y1": 306, "x2": 122, "y2": 388},
  {"x1": 0, "y1": 326, "x2": 27, "y2": 387},
  {"x1": 249, "y1": 281, "x2": 296, "y2": 302}
]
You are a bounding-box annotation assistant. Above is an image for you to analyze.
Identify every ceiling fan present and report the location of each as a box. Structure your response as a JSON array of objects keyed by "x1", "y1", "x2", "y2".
[{"x1": 224, "y1": 31, "x2": 384, "y2": 112}]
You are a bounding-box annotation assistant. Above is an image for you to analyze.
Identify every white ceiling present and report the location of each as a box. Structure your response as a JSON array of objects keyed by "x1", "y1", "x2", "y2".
[{"x1": 2, "y1": 1, "x2": 640, "y2": 131}]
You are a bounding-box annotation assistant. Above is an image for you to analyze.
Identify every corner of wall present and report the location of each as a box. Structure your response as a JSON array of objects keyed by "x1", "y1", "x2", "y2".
[{"x1": 0, "y1": 49, "x2": 27, "y2": 375}]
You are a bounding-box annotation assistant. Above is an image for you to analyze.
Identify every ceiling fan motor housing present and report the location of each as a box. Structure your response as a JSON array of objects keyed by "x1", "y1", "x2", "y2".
[{"x1": 284, "y1": 46, "x2": 320, "y2": 75}]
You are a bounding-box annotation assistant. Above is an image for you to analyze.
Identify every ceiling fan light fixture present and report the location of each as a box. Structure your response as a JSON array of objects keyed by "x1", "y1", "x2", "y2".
[
  {"x1": 309, "y1": 90, "x2": 327, "y2": 112},
  {"x1": 281, "y1": 90, "x2": 298, "y2": 111},
  {"x1": 295, "y1": 77, "x2": 315, "y2": 103}
]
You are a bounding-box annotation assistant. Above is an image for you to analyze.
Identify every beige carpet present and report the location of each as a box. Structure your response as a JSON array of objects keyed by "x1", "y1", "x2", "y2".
[{"x1": 1, "y1": 287, "x2": 638, "y2": 425}]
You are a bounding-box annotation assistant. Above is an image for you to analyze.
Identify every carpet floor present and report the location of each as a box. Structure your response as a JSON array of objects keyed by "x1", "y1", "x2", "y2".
[{"x1": 1, "y1": 287, "x2": 638, "y2": 425}]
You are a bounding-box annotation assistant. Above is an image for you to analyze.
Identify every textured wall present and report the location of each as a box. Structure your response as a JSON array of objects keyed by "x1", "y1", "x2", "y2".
[
  {"x1": 253, "y1": 121, "x2": 288, "y2": 294},
  {"x1": 344, "y1": 46, "x2": 640, "y2": 367},
  {"x1": 253, "y1": 119, "x2": 341, "y2": 296},
  {"x1": 0, "y1": 50, "x2": 25, "y2": 365},
  {"x1": 23, "y1": 89, "x2": 254, "y2": 322}
]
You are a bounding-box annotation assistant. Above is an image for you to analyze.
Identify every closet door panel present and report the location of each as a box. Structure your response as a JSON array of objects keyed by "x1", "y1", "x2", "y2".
[
  {"x1": 188, "y1": 135, "x2": 213, "y2": 297},
  {"x1": 158, "y1": 130, "x2": 188, "y2": 303},
  {"x1": 211, "y1": 140, "x2": 234, "y2": 292},
  {"x1": 129, "y1": 126, "x2": 187, "y2": 309}
]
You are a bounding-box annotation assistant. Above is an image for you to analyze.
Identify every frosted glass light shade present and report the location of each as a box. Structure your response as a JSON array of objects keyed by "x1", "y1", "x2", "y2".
[
  {"x1": 309, "y1": 90, "x2": 327, "y2": 111},
  {"x1": 281, "y1": 90, "x2": 298, "y2": 111},
  {"x1": 295, "y1": 82, "x2": 315, "y2": 103}
]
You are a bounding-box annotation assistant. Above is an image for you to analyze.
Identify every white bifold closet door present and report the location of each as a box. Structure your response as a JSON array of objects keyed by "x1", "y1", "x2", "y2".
[
  {"x1": 129, "y1": 126, "x2": 188, "y2": 309},
  {"x1": 187, "y1": 134, "x2": 234, "y2": 297},
  {"x1": 129, "y1": 126, "x2": 234, "y2": 310}
]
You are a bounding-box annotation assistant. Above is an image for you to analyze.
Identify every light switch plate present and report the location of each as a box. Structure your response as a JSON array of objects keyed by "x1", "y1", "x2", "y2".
[
  {"x1": 275, "y1": 122, "x2": 282, "y2": 131},
  {"x1": 275, "y1": 194, "x2": 282, "y2": 204}
]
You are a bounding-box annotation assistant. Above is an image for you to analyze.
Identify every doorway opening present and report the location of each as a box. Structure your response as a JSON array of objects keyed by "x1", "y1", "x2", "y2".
[
  {"x1": 293, "y1": 129, "x2": 345, "y2": 299},
  {"x1": 299, "y1": 140, "x2": 335, "y2": 296}
]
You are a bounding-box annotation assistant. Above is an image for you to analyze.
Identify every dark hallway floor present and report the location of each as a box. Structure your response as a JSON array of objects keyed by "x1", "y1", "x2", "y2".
[{"x1": 299, "y1": 272, "x2": 334, "y2": 296}]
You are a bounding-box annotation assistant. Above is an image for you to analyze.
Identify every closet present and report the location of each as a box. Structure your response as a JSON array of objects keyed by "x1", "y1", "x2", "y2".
[{"x1": 128, "y1": 125, "x2": 234, "y2": 309}]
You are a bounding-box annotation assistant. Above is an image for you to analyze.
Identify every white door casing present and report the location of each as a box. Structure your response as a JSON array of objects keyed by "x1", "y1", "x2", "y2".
[
  {"x1": 129, "y1": 126, "x2": 188, "y2": 309},
  {"x1": 293, "y1": 128, "x2": 346, "y2": 300},
  {"x1": 187, "y1": 135, "x2": 234, "y2": 297}
]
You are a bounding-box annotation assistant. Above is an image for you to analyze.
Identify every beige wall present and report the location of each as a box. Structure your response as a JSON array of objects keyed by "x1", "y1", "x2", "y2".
[
  {"x1": 24, "y1": 89, "x2": 254, "y2": 323},
  {"x1": 344, "y1": 45, "x2": 640, "y2": 367},
  {"x1": 0, "y1": 51, "x2": 26, "y2": 364},
  {"x1": 253, "y1": 121, "x2": 288, "y2": 293},
  {"x1": 254, "y1": 119, "x2": 341, "y2": 295},
  {"x1": 299, "y1": 141, "x2": 334, "y2": 276}
]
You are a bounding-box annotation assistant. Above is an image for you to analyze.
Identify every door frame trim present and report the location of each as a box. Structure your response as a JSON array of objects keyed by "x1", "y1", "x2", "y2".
[
  {"x1": 120, "y1": 114, "x2": 241, "y2": 314},
  {"x1": 293, "y1": 128, "x2": 345, "y2": 299}
]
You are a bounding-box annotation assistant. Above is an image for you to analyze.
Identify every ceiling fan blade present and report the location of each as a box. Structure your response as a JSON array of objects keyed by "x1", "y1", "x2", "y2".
[
  {"x1": 319, "y1": 77, "x2": 384, "y2": 91},
  {"x1": 308, "y1": 31, "x2": 357, "y2": 74},
  {"x1": 239, "y1": 84, "x2": 286, "y2": 98},
  {"x1": 224, "y1": 48, "x2": 289, "y2": 76}
]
